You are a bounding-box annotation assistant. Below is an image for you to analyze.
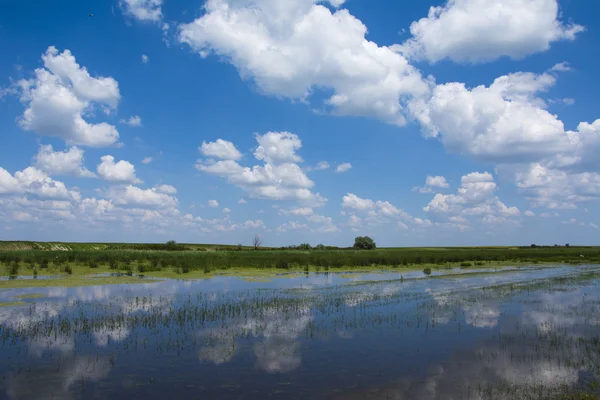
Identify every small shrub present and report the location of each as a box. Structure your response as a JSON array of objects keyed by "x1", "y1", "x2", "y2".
[
  {"x1": 40, "y1": 259, "x2": 49, "y2": 269},
  {"x1": 89, "y1": 261, "x2": 99, "y2": 269},
  {"x1": 460, "y1": 262, "x2": 472, "y2": 267},
  {"x1": 63, "y1": 265, "x2": 73, "y2": 275},
  {"x1": 8, "y1": 262, "x2": 19, "y2": 276},
  {"x1": 423, "y1": 267, "x2": 432, "y2": 275}
]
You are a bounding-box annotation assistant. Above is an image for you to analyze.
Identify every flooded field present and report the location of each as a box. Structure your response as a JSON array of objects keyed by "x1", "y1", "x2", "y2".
[{"x1": 1, "y1": 265, "x2": 600, "y2": 399}]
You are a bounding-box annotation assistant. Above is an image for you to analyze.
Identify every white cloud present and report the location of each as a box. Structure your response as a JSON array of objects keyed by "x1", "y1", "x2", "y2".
[
  {"x1": 208, "y1": 200, "x2": 219, "y2": 208},
  {"x1": 223, "y1": 207, "x2": 231, "y2": 213},
  {"x1": 141, "y1": 157, "x2": 153, "y2": 164},
  {"x1": 34, "y1": 145, "x2": 95, "y2": 178},
  {"x1": 426, "y1": 175, "x2": 449, "y2": 188},
  {"x1": 398, "y1": 0, "x2": 584, "y2": 63},
  {"x1": 254, "y1": 132, "x2": 302, "y2": 164},
  {"x1": 12, "y1": 211, "x2": 39, "y2": 222},
  {"x1": 524, "y1": 210, "x2": 536, "y2": 217},
  {"x1": 120, "y1": 0, "x2": 162, "y2": 22},
  {"x1": 549, "y1": 62, "x2": 572, "y2": 72},
  {"x1": 412, "y1": 71, "x2": 571, "y2": 163},
  {"x1": 200, "y1": 139, "x2": 242, "y2": 160},
  {"x1": 499, "y1": 162, "x2": 600, "y2": 210},
  {"x1": 591, "y1": 223, "x2": 599, "y2": 229},
  {"x1": 121, "y1": 115, "x2": 142, "y2": 127},
  {"x1": 153, "y1": 184, "x2": 177, "y2": 194},
  {"x1": 141, "y1": 54, "x2": 149, "y2": 64},
  {"x1": 97, "y1": 155, "x2": 142, "y2": 184},
  {"x1": 335, "y1": 163, "x2": 352, "y2": 173},
  {"x1": 415, "y1": 175, "x2": 450, "y2": 193},
  {"x1": 314, "y1": 161, "x2": 330, "y2": 171},
  {"x1": 342, "y1": 193, "x2": 411, "y2": 228},
  {"x1": 179, "y1": 0, "x2": 429, "y2": 126},
  {"x1": 280, "y1": 207, "x2": 313, "y2": 216},
  {"x1": 105, "y1": 185, "x2": 178, "y2": 208},
  {"x1": 244, "y1": 219, "x2": 265, "y2": 229},
  {"x1": 277, "y1": 221, "x2": 309, "y2": 232},
  {"x1": 0, "y1": 166, "x2": 80, "y2": 201},
  {"x1": 197, "y1": 132, "x2": 326, "y2": 206},
  {"x1": 16, "y1": 47, "x2": 121, "y2": 147},
  {"x1": 238, "y1": 198, "x2": 247, "y2": 204},
  {"x1": 424, "y1": 171, "x2": 520, "y2": 226},
  {"x1": 342, "y1": 193, "x2": 374, "y2": 210}
]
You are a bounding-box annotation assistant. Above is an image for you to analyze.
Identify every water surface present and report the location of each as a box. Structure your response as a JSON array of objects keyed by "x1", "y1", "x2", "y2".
[{"x1": 1, "y1": 264, "x2": 600, "y2": 399}]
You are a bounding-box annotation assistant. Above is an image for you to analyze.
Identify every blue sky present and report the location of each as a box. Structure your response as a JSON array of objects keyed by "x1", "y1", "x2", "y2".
[{"x1": 0, "y1": 0, "x2": 599, "y2": 247}]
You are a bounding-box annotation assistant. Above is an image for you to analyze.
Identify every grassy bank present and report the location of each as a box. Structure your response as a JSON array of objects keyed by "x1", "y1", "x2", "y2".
[{"x1": 0, "y1": 243, "x2": 597, "y2": 288}]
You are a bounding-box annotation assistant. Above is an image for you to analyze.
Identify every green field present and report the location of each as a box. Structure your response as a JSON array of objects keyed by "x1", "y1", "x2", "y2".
[{"x1": 1, "y1": 240, "x2": 599, "y2": 286}]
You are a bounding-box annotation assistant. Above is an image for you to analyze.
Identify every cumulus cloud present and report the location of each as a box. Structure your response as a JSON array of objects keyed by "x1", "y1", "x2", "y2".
[
  {"x1": 335, "y1": 163, "x2": 352, "y2": 173},
  {"x1": 16, "y1": 46, "x2": 121, "y2": 147},
  {"x1": 197, "y1": 132, "x2": 326, "y2": 206},
  {"x1": 342, "y1": 193, "x2": 411, "y2": 229},
  {"x1": 34, "y1": 145, "x2": 95, "y2": 178},
  {"x1": 411, "y1": 71, "x2": 570, "y2": 163},
  {"x1": 178, "y1": 0, "x2": 429, "y2": 126},
  {"x1": 306, "y1": 161, "x2": 330, "y2": 171},
  {"x1": 424, "y1": 171, "x2": 520, "y2": 226},
  {"x1": 200, "y1": 139, "x2": 242, "y2": 160},
  {"x1": 254, "y1": 132, "x2": 302, "y2": 164},
  {"x1": 97, "y1": 155, "x2": 142, "y2": 184},
  {"x1": 398, "y1": 0, "x2": 584, "y2": 63},
  {"x1": 0, "y1": 166, "x2": 80, "y2": 201},
  {"x1": 415, "y1": 175, "x2": 450, "y2": 193},
  {"x1": 153, "y1": 184, "x2": 177, "y2": 194},
  {"x1": 105, "y1": 185, "x2": 178, "y2": 208},
  {"x1": 121, "y1": 115, "x2": 142, "y2": 127},
  {"x1": 120, "y1": 0, "x2": 162, "y2": 22},
  {"x1": 141, "y1": 157, "x2": 153, "y2": 164},
  {"x1": 208, "y1": 199, "x2": 219, "y2": 208},
  {"x1": 141, "y1": 54, "x2": 149, "y2": 64}
]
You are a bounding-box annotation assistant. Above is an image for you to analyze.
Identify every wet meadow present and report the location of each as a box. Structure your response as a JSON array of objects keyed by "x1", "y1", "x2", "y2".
[{"x1": 1, "y1": 243, "x2": 600, "y2": 398}]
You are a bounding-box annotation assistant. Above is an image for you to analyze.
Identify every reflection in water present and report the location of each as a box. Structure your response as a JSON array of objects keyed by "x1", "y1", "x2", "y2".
[{"x1": 1, "y1": 265, "x2": 600, "y2": 399}]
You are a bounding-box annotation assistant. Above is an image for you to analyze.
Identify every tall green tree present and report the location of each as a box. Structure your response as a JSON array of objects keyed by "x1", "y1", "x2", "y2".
[{"x1": 353, "y1": 236, "x2": 376, "y2": 250}]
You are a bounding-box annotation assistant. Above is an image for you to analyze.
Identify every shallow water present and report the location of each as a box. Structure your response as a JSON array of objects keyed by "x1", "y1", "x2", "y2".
[{"x1": 1, "y1": 264, "x2": 600, "y2": 399}]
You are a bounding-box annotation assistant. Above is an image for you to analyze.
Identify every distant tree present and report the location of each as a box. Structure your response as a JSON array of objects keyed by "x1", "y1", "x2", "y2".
[
  {"x1": 165, "y1": 240, "x2": 179, "y2": 251},
  {"x1": 353, "y1": 236, "x2": 376, "y2": 250},
  {"x1": 237, "y1": 244, "x2": 243, "y2": 251},
  {"x1": 530, "y1": 244, "x2": 537, "y2": 248},
  {"x1": 565, "y1": 243, "x2": 570, "y2": 248},
  {"x1": 298, "y1": 243, "x2": 311, "y2": 250},
  {"x1": 253, "y1": 234, "x2": 262, "y2": 250},
  {"x1": 315, "y1": 244, "x2": 326, "y2": 250}
]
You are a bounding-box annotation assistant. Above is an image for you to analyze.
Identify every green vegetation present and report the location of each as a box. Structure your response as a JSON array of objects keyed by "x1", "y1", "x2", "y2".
[
  {"x1": 1, "y1": 243, "x2": 599, "y2": 281},
  {"x1": 353, "y1": 236, "x2": 377, "y2": 250},
  {"x1": 0, "y1": 301, "x2": 26, "y2": 307}
]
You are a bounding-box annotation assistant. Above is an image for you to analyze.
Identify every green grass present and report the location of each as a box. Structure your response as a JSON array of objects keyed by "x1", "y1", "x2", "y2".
[
  {"x1": 0, "y1": 301, "x2": 26, "y2": 307},
  {"x1": 0, "y1": 242, "x2": 599, "y2": 287}
]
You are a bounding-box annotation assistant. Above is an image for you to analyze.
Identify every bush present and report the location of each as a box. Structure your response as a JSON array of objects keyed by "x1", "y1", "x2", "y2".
[
  {"x1": 165, "y1": 240, "x2": 182, "y2": 251},
  {"x1": 460, "y1": 262, "x2": 472, "y2": 267},
  {"x1": 8, "y1": 261, "x2": 19, "y2": 276},
  {"x1": 298, "y1": 243, "x2": 311, "y2": 251},
  {"x1": 423, "y1": 267, "x2": 432, "y2": 275},
  {"x1": 353, "y1": 236, "x2": 376, "y2": 250}
]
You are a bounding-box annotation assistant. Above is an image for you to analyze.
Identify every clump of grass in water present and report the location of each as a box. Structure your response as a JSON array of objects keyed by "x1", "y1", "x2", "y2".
[
  {"x1": 460, "y1": 262, "x2": 472, "y2": 267},
  {"x1": 423, "y1": 268, "x2": 432, "y2": 275}
]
